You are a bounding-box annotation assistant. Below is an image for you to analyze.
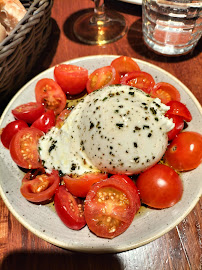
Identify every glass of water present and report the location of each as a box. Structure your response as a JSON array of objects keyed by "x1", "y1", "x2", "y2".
[{"x1": 142, "y1": 0, "x2": 202, "y2": 56}]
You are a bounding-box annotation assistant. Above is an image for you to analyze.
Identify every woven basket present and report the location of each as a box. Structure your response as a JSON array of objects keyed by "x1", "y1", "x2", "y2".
[{"x1": 0, "y1": 0, "x2": 53, "y2": 109}]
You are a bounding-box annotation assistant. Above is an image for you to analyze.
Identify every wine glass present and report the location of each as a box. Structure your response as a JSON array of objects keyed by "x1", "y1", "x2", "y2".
[{"x1": 73, "y1": 0, "x2": 128, "y2": 45}]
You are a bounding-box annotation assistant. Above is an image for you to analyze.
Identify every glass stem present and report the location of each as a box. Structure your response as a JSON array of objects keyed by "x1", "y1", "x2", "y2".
[{"x1": 92, "y1": 0, "x2": 107, "y2": 22}]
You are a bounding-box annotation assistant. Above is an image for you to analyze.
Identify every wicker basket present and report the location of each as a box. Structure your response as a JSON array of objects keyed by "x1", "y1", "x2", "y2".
[{"x1": 0, "y1": 0, "x2": 53, "y2": 109}]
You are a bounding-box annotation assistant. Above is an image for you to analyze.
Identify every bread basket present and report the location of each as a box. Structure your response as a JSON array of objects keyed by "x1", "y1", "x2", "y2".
[{"x1": 0, "y1": 0, "x2": 53, "y2": 112}]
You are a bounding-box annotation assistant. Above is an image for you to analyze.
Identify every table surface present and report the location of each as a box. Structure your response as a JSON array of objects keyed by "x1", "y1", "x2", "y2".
[{"x1": 0, "y1": 0, "x2": 201, "y2": 269}]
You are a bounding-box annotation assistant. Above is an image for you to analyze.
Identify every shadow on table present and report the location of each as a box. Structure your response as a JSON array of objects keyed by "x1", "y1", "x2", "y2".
[{"x1": 0, "y1": 250, "x2": 123, "y2": 270}]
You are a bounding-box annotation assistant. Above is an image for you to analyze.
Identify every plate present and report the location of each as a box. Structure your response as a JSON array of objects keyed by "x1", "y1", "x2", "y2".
[
  {"x1": 0, "y1": 55, "x2": 201, "y2": 253},
  {"x1": 117, "y1": 0, "x2": 142, "y2": 6}
]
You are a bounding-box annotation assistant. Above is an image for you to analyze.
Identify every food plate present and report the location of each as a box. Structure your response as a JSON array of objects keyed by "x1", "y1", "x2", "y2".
[
  {"x1": 117, "y1": 0, "x2": 142, "y2": 6},
  {"x1": 0, "y1": 55, "x2": 201, "y2": 253}
]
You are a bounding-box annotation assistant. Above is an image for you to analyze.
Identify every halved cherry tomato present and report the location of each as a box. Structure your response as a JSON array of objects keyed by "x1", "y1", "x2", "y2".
[
  {"x1": 54, "y1": 64, "x2": 88, "y2": 95},
  {"x1": 165, "y1": 100, "x2": 192, "y2": 122},
  {"x1": 166, "y1": 115, "x2": 184, "y2": 141},
  {"x1": 150, "y1": 82, "x2": 181, "y2": 104},
  {"x1": 120, "y1": 71, "x2": 155, "y2": 93},
  {"x1": 136, "y1": 164, "x2": 183, "y2": 209},
  {"x1": 84, "y1": 175, "x2": 140, "y2": 239},
  {"x1": 35, "y1": 78, "x2": 66, "y2": 115},
  {"x1": 86, "y1": 66, "x2": 120, "y2": 93},
  {"x1": 111, "y1": 56, "x2": 140, "y2": 77},
  {"x1": 31, "y1": 110, "x2": 55, "y2": 133},
  {"x1": 1, "y1": 120, "x2": 28, "y2": 149},
  {"x1": 63, "y1": 173, "x2": 108, "y2": 198},
  {"x1": 55, "y1": 108, "x2": 72, "y2": 129},
  {"x1": 54, "y1": 185, "x2": 86, "y2": 230},
  {"x1": 9, "y1": 127, "x2": 44, "y2": 169},
  {"x1": 12, "y1": 102, "x2": 45, "y2": 124},
  {"x1": 164, "y1": 131, "x2": 202, "y2": 171},
  {"x1": 20, "y1": 169, "x2": 60, "y2": 203}
]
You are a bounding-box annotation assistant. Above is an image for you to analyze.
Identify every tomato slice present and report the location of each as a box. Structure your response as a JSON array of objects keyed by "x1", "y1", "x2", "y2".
[
  {"x1": 84, "y1": 175, "x2": 140, "y2": 239},
  {"x1": 12, "y1": 102, "x2": 45, "y2": 124},
  {"x1": 9, "y1": 127, "x2": 44, "y2": 169},
  {"x1": 31, "y1": 110, "x2": 55, "y2": 133},
  {"x1": 164, "y1": 131, "x2": 202, "y2": 171},
  {"x1": 63, "y1": 173, "x2": 108, "y2": 198},
  {"x1": 120, "y1": 71, "x2": 155, "y2": 93},
  {"x1": 150, "y1": 82, "x2": 181, "y2": 104},
  {"x1": 1, "y1": 120, "x2": 28, "y2": 149},
  {"x1": 136, "y1": 164, "x2": 183, "y2": 209},
  {"x1": 54, "y1": 64, "x2": 88, "y2": 95},
  {"x1": 166, "y1": 100, "x2": 192, "y2": 122},
  {"x1": 86, "y1": 66, "x2": 120, "y2": 93},
  {"x1": 35, "y1": 78, "x2": 67, "y2": 115},
  {"x1": 54, "y1": 185, "x2": 86, "y2": 230},
  {"x1": 20, "y1": 169, "x2": 60, "y2": 203},
  {"x1": 166, "y1": 115, "x2": 184, "y2": 141},
  {"x1": 111, "y1": 56, "x2": 140, "y2": 77},
  {"x1": 55, "y1": 108, "x2": 72, "y2": 129}
]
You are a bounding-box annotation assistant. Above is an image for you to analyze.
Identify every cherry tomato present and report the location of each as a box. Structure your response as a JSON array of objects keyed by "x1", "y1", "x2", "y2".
[
  {"x1": 167, "y1": 115, "x2": 184, "y2": 141},
  {"x1": 31, "y1": 110, "x2": 55, "y2": 133},
  {"x1": 35, "y1": 78, "x2": 66, "y2": 115},
  {"x1": 1, "y1": 120, "x2": 28, "y2": 149},
  {"x1": 111, "y1": 56, "x2": 140, "y2": 77},
  {"x1": 12, "y1": 102, "x2": 45, "y2": 124},
  {"x1": 84, "y1": 175, "x2": 140, "y2": 239},
  {"x1": 120, "y1": 71, "x2": 155, "y2": 93},
  {"x1": 63, "y1": 173, "x2": 108, "y2": 198},
  {"x1": 166, "y1": 100, "x2": 192, "y2": 122},
  {"x1": 54, "y1": 185, "x2": 86, "y2": 230},
  {"x1": 9, "y1": 127, "x2": 44, "y2": 169},
  {"x1": 86, "y1": 66, "x2": 120, "y2": 93},
  {"x1": 164, "y1": 131, "x2": 202, "y2": 171},
  {"x1": 136, "y1": 164, "x2": 183, "y2": 209},
  {"x1": 20, "y1": 169, "x2": 60, "y2": 203},
  {"x1": 150, "y1": 82, "x2": 181, "y2": 104},
  {"x1": 54, "y1": 64, "x2": 88, "y2": 95},
  {"x1": 55, "y1": 108, "x2": 72, "y2": 129}
]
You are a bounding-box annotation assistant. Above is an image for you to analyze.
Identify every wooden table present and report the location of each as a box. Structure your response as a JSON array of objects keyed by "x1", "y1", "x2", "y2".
[{"x1": 0, "y1": 0, "x2": 201, "y2": 269}]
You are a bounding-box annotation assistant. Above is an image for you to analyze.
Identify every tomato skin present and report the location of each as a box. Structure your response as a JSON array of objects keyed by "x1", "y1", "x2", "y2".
[
  {"x1": 55, "y1": 108, "x2": 72, "y2": 128},
  {"x1": 9, "y1": 127, "x2": 44, "y2": 169},
  {"x1": 120, "y1": 71, "x2": 155, "y2": 93},
  {"x1": 12, "y1": 102, "x2": 45, "y2": 124},
  {"x1": 20, "y1": 169, "x2": 60, "y2": 203},
  {"x1": 63, "y1": 173, "x2": 108, "y2": 198},
  {"x1": 86, "y1": 66, "x2": 120, "y2": 93},
  {"x1": 167, "y1": 115, "x2": 184, "y2": 141},
  {"x1": 31, "y1": 110, "x2": 55, "y2": 133},
  {"x1": 1, "y1": 120, "x2": 28, "y2": 149},
  {"x1": 54, "y1": 64, "x2": 88, "y2": 95},
  {"x1": 164, "y1": 131, "x2": 202, "y2": 171},
  {"x1": 136, "y1": 164, "x2": 183, "y2": 209},
  {"x1": 54, "y1": 185, "x2": 86, "y2": 230},
  {"x1": 111, "y1": 56, "x2": 140, "y2": 77},
  {"x1": 84, "y1": 175, "x2": 140, "y2": 239},
  {"x1": 150, "y1": 82, "x2": 181, "y2": 104},
  {"x1": 35, "y1": 78, "x2": 67, "y2": 115},
  {"x1": 166, "y1": 101, "x2": 192, "y2": 122}
]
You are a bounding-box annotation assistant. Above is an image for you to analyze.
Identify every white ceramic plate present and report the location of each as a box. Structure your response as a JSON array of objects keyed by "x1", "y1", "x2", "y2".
[
  {"x1": 117, "y1": 0, "x2": 142, "y2": 6},
  {"x1": 0, "y1": 55, "x2": 201, "y2": 253}
]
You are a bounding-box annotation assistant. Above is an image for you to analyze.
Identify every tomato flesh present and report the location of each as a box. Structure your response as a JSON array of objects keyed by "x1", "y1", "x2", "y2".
[
  {"x1": 166, "y1": 100, "x2": 192, "y2": 122},
  {"x1": 167, "y1": 115, "x2": 184, "y2": 141},
  {"x1": 111, "y1": 56, "x2": 140, "y2": 77},
  {"x1": 31, "y1": 110, "x2": 56, "y2": 133}
]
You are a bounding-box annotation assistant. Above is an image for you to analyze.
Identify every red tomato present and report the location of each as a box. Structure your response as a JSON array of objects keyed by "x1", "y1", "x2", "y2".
[
  {"x1": 1, "y1": 120, "x2": 28, "y2": 149},
  {"x1": 9, "y1": 127, "x2": 44, "y2": 169},
  {"x1": 54, "y1": 64, "x2": 88, "y2": 95},
  {"x1": 150, "y1": 82, "x2": 181, "y2": 104},
  {"x1": 111, "y1": 56, "x2": 140, "y2": 77},
  {"x1": 120, "y1": 71, "x2": 155, "y2": 93},
  {"x1": 31, "y1": 110, "x2": 55, "y2": 133},
  {"x1": 35, "y1": 78, "x2": 66, "y2": 115},
  {"x1": 54, "y1": 185, "x2": 86, "y2": 230},
  {"x1": 63, "y1": 173, "x2": 108, "y2": 198},
  {"x1": 20, "y1": 169, "x2": 60, "y2": 203},
  {"x1": 167, "y1": 115, "x2": 184, "y2": 141},
  {"x1": 84, "y1": 175, "x2": 140, "y2": 239},
  {"x1": 55, "y1": 108, "x2": 72, "y2": 129},
  {"x1": 136, "y1": 164, "x2": 183, "y2": 209},
  {"x1": 12, "y1": 102, "x2": 45, "y2": 124},
  {"x1": 164, "y1": 131, "x2": 202, "y2": 171},
  {"x1": 166, "y1": 100, "x2": 192, "y2": 122},
  {"x1": 86, "y1": 66, "x2": 120, "y2": 93}
]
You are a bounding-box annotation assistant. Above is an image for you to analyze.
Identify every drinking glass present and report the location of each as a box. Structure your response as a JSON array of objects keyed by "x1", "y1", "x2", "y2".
[{"x1": 73, "y1": 0, "x2": 128, "y2": 45}]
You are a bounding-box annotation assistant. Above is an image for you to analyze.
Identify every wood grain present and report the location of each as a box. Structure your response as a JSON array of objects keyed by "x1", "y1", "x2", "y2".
[{"x1": 0, "y1": 0, "x2": 201, "y2": 269}]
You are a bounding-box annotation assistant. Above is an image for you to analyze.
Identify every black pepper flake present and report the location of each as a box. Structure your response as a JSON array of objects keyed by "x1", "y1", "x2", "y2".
[
  {"x1": 118, "y1": 105, "x2": 123, "y2": 108},
  {"x1": 134, "y1": 157, "x2": 140, "y2": 163},
  {"x1": 71, "y1": 163, "x2": 77, "y2": 171},
  {"x1": 148, "y1": 133, "x2": 152, "y2": 137},
  {"x1": 135, "y1": 126, "x2": 141, "y2": 131},
  {"x1": 116, "y1": 123, "x2": 124, "y2": 129},
  {"x1": 134, "y1": 142, "x2": 138, "y2": 148},
  {"x1": 143, "y1": 125, "x2": 150, "y2": 129},
  {"x1": 90, "y1": 122, "x2": 94, "y2": 129},
  {"x1": 48, "y1": 140, "x2": 57, "y2": 153},
  {"x1": 114, "y1": 109, "x2": 119, "y2": 113},
  {"x1": 58, "y1": 170, "x2": 65, "y2": 177},
  {"x1": 155, "y1": 117, "x2": 159, "y2": 121},
  {"x1": 150, "y1": 107, "x2": 157, "y2": 115},
  {"x1": 129, "y1": 92, "x2": 135, "y2": 96}
]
